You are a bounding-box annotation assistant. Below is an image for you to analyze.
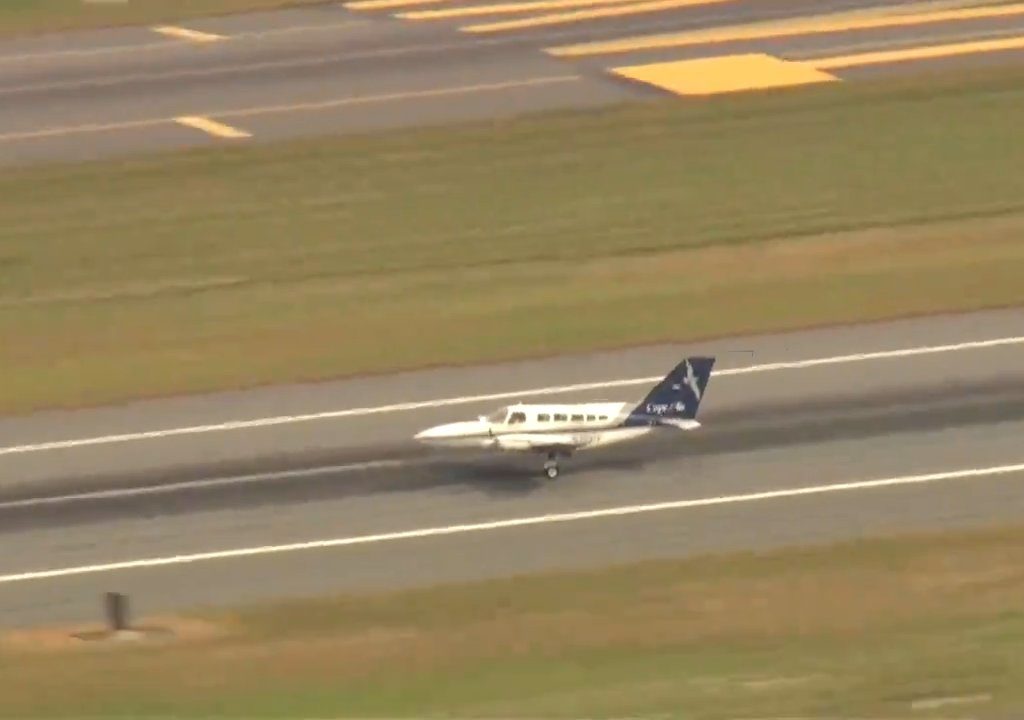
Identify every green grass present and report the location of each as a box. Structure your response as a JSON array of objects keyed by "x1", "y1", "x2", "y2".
[
  {"x1": 0, "y1": 0, "x2": 325, "y2": 37},
  {"x1": 3, "y1": 523, "x2": 1024, "y2": 718},
  {"x1": 3, "y1": 67, "x2": 1024, "y2": 414}
]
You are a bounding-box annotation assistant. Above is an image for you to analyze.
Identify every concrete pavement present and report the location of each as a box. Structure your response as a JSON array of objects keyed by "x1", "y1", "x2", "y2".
[
  {"x1": 3, "y1": 0, "x2": 1024, "y2": 630},
  {"x1": 4, "y1": 0, "x2": 1024, "y2": 165},
  {"x1": 1, "y1": 309, "x2": 1023, "y2": 627}
]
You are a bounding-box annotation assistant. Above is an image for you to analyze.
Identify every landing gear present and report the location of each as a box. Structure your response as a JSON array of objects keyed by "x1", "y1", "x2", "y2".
[{"x1": 543, "y1": 453, "x2": 560, "y2": 480}]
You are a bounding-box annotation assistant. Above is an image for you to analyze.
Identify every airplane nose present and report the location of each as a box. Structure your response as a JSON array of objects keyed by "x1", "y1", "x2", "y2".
[
  {"x1": 414, "y1": 424, "x2": 447, "y2": 441},
  {"x1": 414, "y1": 421, "x2": 479, "y2": 442}
]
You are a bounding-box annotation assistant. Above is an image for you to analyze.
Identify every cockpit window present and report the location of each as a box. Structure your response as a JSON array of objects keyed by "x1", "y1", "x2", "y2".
[
  {"x1": 509, "y1": 412, "x2": 527, "y2": 424},
  {"x1": 486, "y1": 408, "x2": 508, "y2": 423}
]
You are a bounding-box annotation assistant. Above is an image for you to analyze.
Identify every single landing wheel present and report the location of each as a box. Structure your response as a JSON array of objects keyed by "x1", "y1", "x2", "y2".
[{"x1": 543, "y1": 457, "x2": 559, "y2": 480}]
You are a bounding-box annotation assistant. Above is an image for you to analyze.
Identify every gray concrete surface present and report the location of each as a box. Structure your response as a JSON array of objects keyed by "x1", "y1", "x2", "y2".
[
  {"x1": 1, "y1": 309, "x2": 1023, "y2": 628},
  {"x1": 3, "y1": 0, "x2": 1024, "y2": 630},
  {"x1": 3, "y1": 0, "x2": 1024, "y2": 165},
  {"x1": 3, "y1": 307, "x2": 1022, "y2": 490}
]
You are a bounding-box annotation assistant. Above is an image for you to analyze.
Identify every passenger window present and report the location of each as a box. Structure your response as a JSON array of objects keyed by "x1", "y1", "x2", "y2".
[
  {"x1": 553, "y1": 414, "x2": 567, "y2": 421},
  {"x1": 599, "y1": 416, "x2": 607, "y2": 420},
  {"x1": 586, "y1": 415, "x2": 596, "y2": 421},
  {"x1": 538, "y1": 414, "x2": 550, "y2": 422},
  {"x1": 571, "y1": 414, "x2": 583, "y2": 421},
  {"x1": 509, "y1": 412, "x2": 527, "y2": 424}
]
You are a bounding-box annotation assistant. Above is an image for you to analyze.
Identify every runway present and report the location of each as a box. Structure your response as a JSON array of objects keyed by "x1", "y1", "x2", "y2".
[
  {"x1": 3, "y1": 0, "x2": 1024, "y2": 631},
  {"x1": 1, "y1": 308, "x2": 1023, "y2": 628},
  {"x1": 4, "y1": 0, "x2": 1024, "y2": 164}
]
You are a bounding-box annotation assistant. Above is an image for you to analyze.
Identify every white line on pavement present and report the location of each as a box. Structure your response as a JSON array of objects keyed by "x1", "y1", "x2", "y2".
[
  {"x1": 2, "y1": 334, "x2": 1021, "y2": 457},
  {"x1": 2, "y1": 460, "x2": 1022, "y2": 584}
]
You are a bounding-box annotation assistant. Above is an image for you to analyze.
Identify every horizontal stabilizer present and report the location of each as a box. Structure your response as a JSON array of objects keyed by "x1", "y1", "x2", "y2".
[{"x1": 659, "y1": 418, "x2": 701, "y2": 430}]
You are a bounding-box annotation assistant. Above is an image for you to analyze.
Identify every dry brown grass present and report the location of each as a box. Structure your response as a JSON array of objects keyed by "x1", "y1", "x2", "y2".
[
  {"x1": 2, "y1": 524, "x2": 1023, "y2": 717},
  {"x1": 0, "y1": 0, "x2": 327, "y2": 37},
  {"x1": 2, "y1": 213, "x2": 1022, "y2": 416},
  {"x1": 0, "y1": 615, "x2": 231, "y2": 653},
  {"x1": 3, "y1": 68, "x2": 1024, "y2": 414}
]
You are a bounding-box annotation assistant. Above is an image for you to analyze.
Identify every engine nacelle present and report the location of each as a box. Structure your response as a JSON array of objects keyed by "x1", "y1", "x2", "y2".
[{"x1": 493, "y1": 434, "x2": 537, "y2": 451}]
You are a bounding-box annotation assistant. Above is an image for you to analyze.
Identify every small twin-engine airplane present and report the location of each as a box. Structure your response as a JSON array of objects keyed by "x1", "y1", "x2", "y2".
[{"x1": 414, "y1": 356, "x2": 715, "y2": 479}]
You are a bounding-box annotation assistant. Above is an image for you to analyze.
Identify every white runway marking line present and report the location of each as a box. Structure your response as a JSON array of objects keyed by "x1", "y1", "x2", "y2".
[
  {"x1": 175, "y1": 115, "x2": 252, "y2": 139},
  {"x1": 151, "y1": 25, "x2": 226, "y2": 43},
  {"x1": 0, "y1": 21, "x2": 367, "y2": 64},
  {"x1": 2, "y1": 461, "x2": 1022, "y2": 584},
  {"x1": 2, "y1": 334, "x2": 1022, "y2": 458},
  {"x1": 0, "y1": 76, "x2": 578, "y2": 142}
]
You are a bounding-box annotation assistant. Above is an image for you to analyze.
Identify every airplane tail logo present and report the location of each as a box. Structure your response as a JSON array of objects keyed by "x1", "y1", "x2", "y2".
[{"x1": 623, "y1": 356, "x2": 715, "y2": 426}]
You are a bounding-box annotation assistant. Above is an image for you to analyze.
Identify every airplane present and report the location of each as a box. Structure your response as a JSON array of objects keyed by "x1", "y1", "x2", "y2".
[{"x1": 413, "y1": 356, "x2": 716, "y2": 479}]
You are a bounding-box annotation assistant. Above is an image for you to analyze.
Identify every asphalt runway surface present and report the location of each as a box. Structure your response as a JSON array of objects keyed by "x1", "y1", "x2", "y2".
[
  {"x1": 4, "y1": 0, "x2": 1024, "y2": 165},
  {"x1": 3, "y1": 0, "x2": 1024, "y2": 630},
  {"x1": 2, "y1": 308, "x2": 1024, "y2": 628}
]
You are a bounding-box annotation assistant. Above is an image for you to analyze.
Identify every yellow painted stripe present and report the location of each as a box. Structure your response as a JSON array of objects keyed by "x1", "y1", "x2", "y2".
[
  {"x1": 461, "y1": 0, "x2": 730, "y2": 33},
  {"x1": 175, "y1": 116, "x2": 251, "y2": 139},
  {"x1": 400, "y1": 0, "x2": 639, "y2": 20},
  {"x1": 548, "y1": 0, "x2": 1024, "y2": 56},
  {"x1": 812, "y1": 32, "x2": 1024, "y2": 69},
  {"x1": 608, "y1": 34, "x2": 1024, "y2": 98},
  {"x1": 345, "y1": 0, "x2": 449, "y2": 10},
  {"x1": 610, "y1": 53, "x2": 838, "y2": 96},
  {"x1": 151, "y1": 25, "x2": 226, "y2": 42}
]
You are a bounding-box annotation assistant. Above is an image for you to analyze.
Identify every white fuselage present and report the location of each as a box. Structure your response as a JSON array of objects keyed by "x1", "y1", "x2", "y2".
[{"x1": 414, "y1": 401, "x2": 658, "y2": 452}]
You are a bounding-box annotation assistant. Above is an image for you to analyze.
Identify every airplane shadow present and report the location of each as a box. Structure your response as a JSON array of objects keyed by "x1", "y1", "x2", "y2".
[
  {"x1": 419, "y1": 450, "x2": 654, "y2": 497},
  {"x1": 12, "y1": 378, "x2": 1024, "y2": 532},
  {"x1": 0, "y1": 443, "x2": 666, "y2": 535}
]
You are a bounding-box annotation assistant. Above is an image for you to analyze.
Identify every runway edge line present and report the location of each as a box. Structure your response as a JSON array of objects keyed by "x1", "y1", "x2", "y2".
[
  {"x1": 3, "y1": 334, "x2": 1023, "y2": 457},
  {"x1": 3, "y1": 460, "x2": 1023, "y2": 584}
]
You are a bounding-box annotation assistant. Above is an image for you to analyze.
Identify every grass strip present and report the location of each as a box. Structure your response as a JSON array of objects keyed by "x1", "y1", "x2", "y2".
[
  {"x1": 3, "y1": 67, "x2": 1024, "y2": 414},
  {"x1": 3, "y1": 523, "x2": 1024, "y2": 717},
  {"x1": 0, "y1": 1, "x2": 326, "y2": 37}
]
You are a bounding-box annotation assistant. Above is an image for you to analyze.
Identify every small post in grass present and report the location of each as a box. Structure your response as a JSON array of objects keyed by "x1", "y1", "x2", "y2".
[{"x1": 104, "y1": 591, "x2": 130, "y2": 633}]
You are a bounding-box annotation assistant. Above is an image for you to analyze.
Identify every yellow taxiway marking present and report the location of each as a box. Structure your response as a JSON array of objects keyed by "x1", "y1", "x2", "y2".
[
  {"x1": 462, "y1": 0, "x2": 730, "y2": 33},
  {"x1": 611, "y1": 53, "x2": 838, "y2": 95},
  {"x1": 345, "y1": 0, "x2": 450, "y2": 10},
  {"x1": 174, "y1": 116, "x2": 252, "y2": 139},
  {"x1": 609, "y1": 31, "x2": 1024, "y2": 97},
  {"x1": 549, "y1": 0, "x2": 1024, "y2": 56},
  {"x1": 151, "y1": 25, "x2": 226, "y2": 43},
  {"x1": 400, "y1": 0, "x2": 642, "y2": 20},
  {"x1": 812, "y1": 32, "x2": 1024, "y2": 69}
]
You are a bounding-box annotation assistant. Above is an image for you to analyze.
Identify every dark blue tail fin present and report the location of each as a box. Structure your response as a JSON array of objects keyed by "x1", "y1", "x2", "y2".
[{"x1": 623, "y1": 356, "x2": 715, "y2": 427}]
